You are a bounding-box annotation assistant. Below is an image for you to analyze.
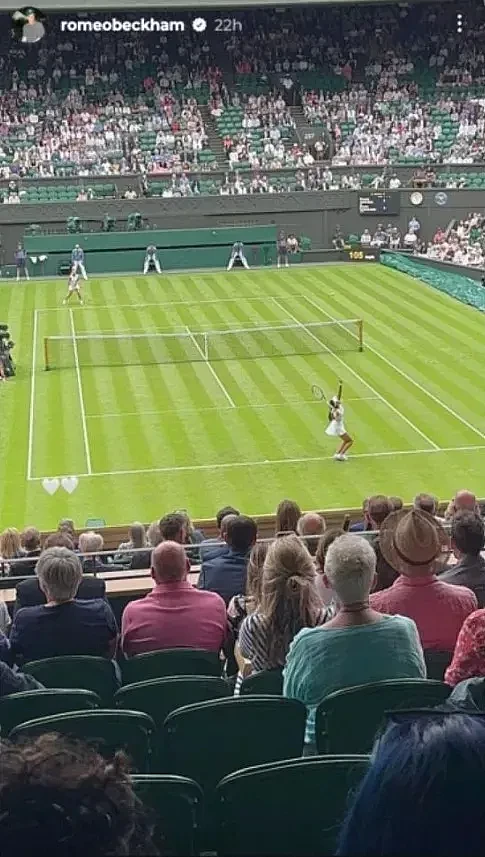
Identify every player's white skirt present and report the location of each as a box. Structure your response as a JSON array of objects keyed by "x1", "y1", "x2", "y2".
[{"x1": 326, "y1": 420, "x2": 346, "y2": 437}]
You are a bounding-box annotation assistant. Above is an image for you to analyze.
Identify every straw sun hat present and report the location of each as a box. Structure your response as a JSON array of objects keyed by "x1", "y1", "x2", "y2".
[{"x1": 379, "y1": 508, "x2": 449, "y2": 577}]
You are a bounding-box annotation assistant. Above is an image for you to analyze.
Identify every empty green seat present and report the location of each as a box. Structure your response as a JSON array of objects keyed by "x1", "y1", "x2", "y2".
[
  {"x1": 215, "y1": 756, "x2": 370, "y2": 856},
  {"x1": 10, "y1": 709, "x2": 155, "y2": 773},
  {"x1": 0, "y1": 688, "x2": 101, "y2": 736},
  {"x1": 132, "y1": 775, "x2": 203, "y2": 856},
  {"x1": 121, "y1": 649, "x2": 222, "y2": 684},
  {"x1": 23, "y1": 656, "x2": 120, "y2": 705},
  {"x1": 315, "y1": 679, "x2": 450, "y2": 754}
]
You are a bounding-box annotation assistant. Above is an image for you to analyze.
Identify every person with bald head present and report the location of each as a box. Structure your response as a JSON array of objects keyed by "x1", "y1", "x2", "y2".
[
  {"x1": 297, "y1": 512, "x2": 326, "y2": 557},
  {"x1": 121, "y1": 541, "x2": 228, "y2": 657},
  {"x1": 445, "y1": 490, "x2": 480, "y2": 520}
]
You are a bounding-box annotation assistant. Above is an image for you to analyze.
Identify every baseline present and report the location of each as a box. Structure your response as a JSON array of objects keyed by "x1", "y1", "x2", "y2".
[{"x1": 30, "y1": 443, "x2": 485, "y2": 482}]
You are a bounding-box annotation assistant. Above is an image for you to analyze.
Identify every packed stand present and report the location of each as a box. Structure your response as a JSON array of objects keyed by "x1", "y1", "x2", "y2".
[
  {"x1": 1, "y1": 489, "x2": 485, "y2": 856},
  {"x1": 0, "y1": 4, "x2": 484, "y2": 187},
  {"x1": 424, "y1": 211, "x2": 485, "y2": 267},
  {"x1": 0, "y1": 21, "x2": 220, "y2": 180}
]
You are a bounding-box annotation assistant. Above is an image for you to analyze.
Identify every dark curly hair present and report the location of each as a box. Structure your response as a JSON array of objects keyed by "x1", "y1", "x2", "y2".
[{"x1": 0, "y1": 734, "x2": 158, "y2": 857}]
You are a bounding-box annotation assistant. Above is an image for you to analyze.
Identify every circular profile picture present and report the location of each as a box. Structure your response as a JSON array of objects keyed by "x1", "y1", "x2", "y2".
[{"x1": 12, "y1": 7, "x2": 46, "y2": 43}]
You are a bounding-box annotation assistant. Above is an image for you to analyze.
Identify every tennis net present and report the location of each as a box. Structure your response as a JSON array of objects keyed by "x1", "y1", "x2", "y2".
[{"x1": 43, "y1": 318, "x2": 364, "y2": 370}]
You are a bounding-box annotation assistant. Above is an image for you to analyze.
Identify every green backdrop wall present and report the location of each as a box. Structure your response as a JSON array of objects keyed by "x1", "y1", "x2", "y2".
[{"x1": 24, "y1": 225, "x2": 277, "y2": 275}]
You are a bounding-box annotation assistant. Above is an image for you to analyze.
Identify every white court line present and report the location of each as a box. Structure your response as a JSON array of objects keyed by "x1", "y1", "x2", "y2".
[
  {"x1": 26, "y1": 309, "x2": 38, "y2": 480},
  {"x1": 86, "y1": 397, "x2": 381, "y2": 420},
  {"x1": 185, "y1": 325, "x2": 236, "y2": 408},
  {"x1": 28, "y1": 443, "x2": 485, "y2": 482},
  {"x1": 69, "y1": 309, "x2": 92, "y2": 474},
  {"x1": 271, "y1": 298, "x2": 441, "y2": 451},
  {"x1": 36, "y1": 296, "x2": 289, "y2": 312},
  {"x1": 304, "y1": 293, "x2": 485, "y2": 442}
]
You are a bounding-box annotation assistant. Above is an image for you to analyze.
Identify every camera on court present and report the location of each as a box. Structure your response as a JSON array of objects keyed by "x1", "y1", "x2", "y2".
[{"x1": 0, "y1": 324, "x2": 16, "y2": 377}]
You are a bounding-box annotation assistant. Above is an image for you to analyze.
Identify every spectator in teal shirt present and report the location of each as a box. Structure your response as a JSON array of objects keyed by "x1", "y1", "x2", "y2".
[{"x1": 283, "y1": 534, "x2": 426, "y2": 747}]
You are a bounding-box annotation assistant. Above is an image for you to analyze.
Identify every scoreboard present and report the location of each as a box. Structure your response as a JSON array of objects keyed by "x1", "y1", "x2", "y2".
[
  {"x1": 358, "y1": 192, "x2": 400, "y2": 216},
  {"x1": 343, "y1": 248, "x2": 381, "y2": 263}
]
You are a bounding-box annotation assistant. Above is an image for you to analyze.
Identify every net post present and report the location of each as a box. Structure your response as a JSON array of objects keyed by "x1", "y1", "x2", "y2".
[
  {"x1": 44, "y1": 337, "x2": 50, "y2": 371},
  {"x1": 358, "y1": 319, "x2": 364, "y2": 351}
]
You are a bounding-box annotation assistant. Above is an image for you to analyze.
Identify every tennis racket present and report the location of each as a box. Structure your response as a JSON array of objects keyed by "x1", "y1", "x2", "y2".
[
  {"x1": 311, "y1": 384, "x2": 327, "y2": 402},
  {"x1": 337, "y1": 380, "x2": 343, "y2": 400}
]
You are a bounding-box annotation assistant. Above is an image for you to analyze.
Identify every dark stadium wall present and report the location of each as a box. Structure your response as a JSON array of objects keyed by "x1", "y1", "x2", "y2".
[{"x1": 0, "y1": 190, "x2": 482, "y2": 270}]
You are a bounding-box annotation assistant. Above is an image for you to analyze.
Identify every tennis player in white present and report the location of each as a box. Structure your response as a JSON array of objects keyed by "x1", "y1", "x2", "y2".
[
  {"x1": 63, "y1": 267, "x2": 84, "y2": 305},
  {"x1": 326, "y1": 396, "x2": 353, "y2": 460}
]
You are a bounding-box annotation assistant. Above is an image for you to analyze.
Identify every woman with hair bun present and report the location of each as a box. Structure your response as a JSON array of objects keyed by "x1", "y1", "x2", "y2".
[{"x1": 238, "y1": 535, "x2": 327, "y2": 673}]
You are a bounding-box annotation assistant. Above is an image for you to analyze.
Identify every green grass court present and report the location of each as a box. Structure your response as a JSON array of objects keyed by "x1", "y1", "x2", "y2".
[{"x1": 1, "y1": 264, "x2": 484, "y2": 530}]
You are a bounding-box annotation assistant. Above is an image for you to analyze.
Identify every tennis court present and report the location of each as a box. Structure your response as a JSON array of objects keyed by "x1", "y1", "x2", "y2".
[{"x1": 2, "y1": 263, "x2": 484, "y2": 528}]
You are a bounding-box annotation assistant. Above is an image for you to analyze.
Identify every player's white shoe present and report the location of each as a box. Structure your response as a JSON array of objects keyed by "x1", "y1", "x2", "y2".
[{"x1": 62, "y1": 299, "x2": 67, "y2": 305}]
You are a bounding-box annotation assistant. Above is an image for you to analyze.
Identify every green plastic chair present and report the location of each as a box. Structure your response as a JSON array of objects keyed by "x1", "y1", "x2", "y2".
[
  {"x1": 23, "y1": 656, "x2": 120, "y2": 705},
  {"x1": 115, "y1": 676, "x2": 230, "y2": 768},
  {"x1": 0, "y1": 689, "x2": 101, "y2": 737},
  {"x1": 115, "y1": 675, "x2": 230, "y2": 727},
  {"x1": 240, "y1": 669, "x2": 283, "y2": 696},
  {"x1": 216, "y1": 755, "x2": 370, "y2": 856},
  {"x1": 315, "y1": 679, "x2": 450, "y2": 754},
  {"x1": 163, "y1": 696, "x2": 306, "y2": 792},
  {"x1": 10, "y1": 710, "x2": 155, "y2": 773},
  {"x1": 132, "y1": 774, "x2": 203, "y2": 856},
  {"x1": 121, "y1": 649, "x2": 222, "y2": 685}
]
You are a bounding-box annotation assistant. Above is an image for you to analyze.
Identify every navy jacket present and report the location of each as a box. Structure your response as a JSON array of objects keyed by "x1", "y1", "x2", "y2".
[
  {"x1": 439, "y1": 555, "x2": 485, "y2": 608},
  {"x1": 198, "y1": 548, "x2": 249, "y2": 605}
]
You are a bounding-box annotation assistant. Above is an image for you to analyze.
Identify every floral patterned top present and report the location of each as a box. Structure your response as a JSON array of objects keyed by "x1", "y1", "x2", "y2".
[{"x1": 445, "y1": 609, "x2": 485, "y2": 686}]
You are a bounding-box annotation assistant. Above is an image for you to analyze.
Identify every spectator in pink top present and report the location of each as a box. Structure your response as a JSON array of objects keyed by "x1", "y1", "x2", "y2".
[
  {"x1": 121, "y1": 541, "x2": 229, "y2": 657},
  {"x1": 370, "y1": 509, "x2": 477, "y2": 652}
]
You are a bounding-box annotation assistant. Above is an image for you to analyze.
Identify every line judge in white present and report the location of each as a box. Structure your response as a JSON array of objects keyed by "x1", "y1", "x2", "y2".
[
  {"x1": 227, "y1": 241, "x2": 250, "y2": 270},
  {"x1": 143, "y1": 244, "x2": 162, "y2": 274},
  {"x1": 326, "y1": 395, "x2": 354, "y2": 461}
]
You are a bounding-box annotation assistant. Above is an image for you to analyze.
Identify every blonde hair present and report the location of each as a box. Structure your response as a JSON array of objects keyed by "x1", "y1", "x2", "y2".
[
  {"x1": 0, "y1": 528, "x2": 22, "y2": 559},
  {"x1": 78, "y1": 531, "x2": 104, "y2": 554},
  {"x1": 275, "y1": 499, "x2": 302, "y2": 536},
  {"x1": 246, "y1": 540, "x2": 268, "y2": 607},
  {"x1": 260, "y1": 535, "x2": 322, "y2": 663},
  {"x1": 147, "y1": 521, "x2": 162, "y2": 547},
  {"x1": 129, "y1": 522, "x2": 147, "y2": 549}
]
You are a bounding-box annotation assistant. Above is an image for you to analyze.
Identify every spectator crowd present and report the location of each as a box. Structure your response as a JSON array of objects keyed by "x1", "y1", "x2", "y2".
[
  {"x1": 1, "y1": 488, "x2": 485, "y2": 855},
  {"x1": 0, "y1": 3, "x2": 484, "y2": 187}
]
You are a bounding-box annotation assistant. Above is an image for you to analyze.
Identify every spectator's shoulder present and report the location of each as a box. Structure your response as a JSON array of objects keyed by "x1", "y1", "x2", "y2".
[
  {"x1": 14, "y1": 603, "x2": 43, "y2": 622},
  {"x1": 444, "y1": 580, "x2": 478, "y2": 605},
  {"x1": 196, "y1": 586, "x2": 226, "y2": 608},
  {"x1": 386, "y1": 613, "x2": 420, "y2": 636},
  {"x1": 462, "y1": 607, "x2": 485, "y2": 632}
]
